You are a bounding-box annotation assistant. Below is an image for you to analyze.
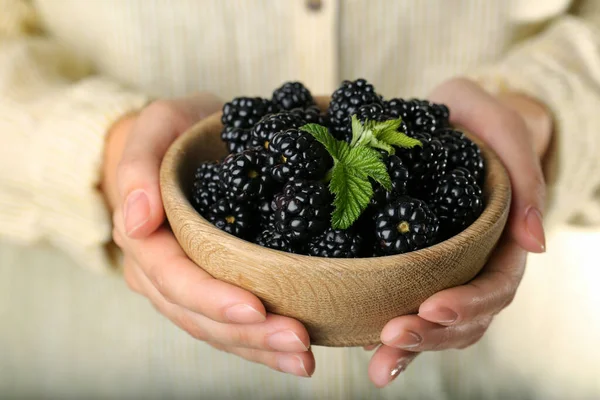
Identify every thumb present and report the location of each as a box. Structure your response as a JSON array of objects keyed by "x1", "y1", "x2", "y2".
[
  {"x1": 117, "y1": 93, "x2": 223, "y2": 238},
  {"x1": 429, "y1": 78, "x2": 546, "y2": 253}
]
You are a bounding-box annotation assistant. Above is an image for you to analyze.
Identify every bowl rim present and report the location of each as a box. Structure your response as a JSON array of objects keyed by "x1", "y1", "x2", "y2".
[{"x1": 160, "y1": 106, "x2": 511, "y2": 270}]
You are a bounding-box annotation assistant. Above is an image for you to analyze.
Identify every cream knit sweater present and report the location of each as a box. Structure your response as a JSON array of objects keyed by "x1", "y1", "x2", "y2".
[
  {"x1": 2, "y1": 1, "x2": 600, "y2": 399},
  {"x1": 2, "y1": 0, "x2": 600, "y2": 272}
]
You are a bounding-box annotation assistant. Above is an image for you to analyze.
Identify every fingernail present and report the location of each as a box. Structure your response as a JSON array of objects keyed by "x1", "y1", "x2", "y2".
[
  {"x1": 388, "y1": 357, "x2": 414, "y2": 385},
  {"x1": 525, "y1": 206, "x2": 546, "y2": 253},
  {"x1": 419, "y1": 307, "x2": 458, "y2": 324},
  {"x1": 277, "y1": 354, "x2": 310, "y2": 377},
  {"x1": 225, "y1": 304, "x2": 266, "y2": 324},
  {"x1": 268, "y1": 330, "x2": 309, "y2": 352},
  {"x1": 124, "y1": 189, "x2": 150, "y2": 235},
  {"x1": 390, "y1": 331, "x2": 422, "y2": 349}
]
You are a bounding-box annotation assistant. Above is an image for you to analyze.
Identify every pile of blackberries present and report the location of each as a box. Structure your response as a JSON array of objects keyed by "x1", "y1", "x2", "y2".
[{"x1": 191, "y1": 79, "x2": 485, "y2": 257}]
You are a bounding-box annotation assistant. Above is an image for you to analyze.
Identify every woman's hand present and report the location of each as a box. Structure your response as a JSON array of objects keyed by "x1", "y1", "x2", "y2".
[
  {"x1": 101, "y1": 94, "x2": 314, "y2": 378},
  {"x1": 368, "y1": 78, "x2": 553, "y2": 387}
]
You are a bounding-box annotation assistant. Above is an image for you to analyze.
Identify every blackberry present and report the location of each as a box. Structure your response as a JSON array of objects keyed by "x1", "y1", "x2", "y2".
[
  {"x1": 290, "y1": 105, "x2": 328, "y2": 127},
  {"x1": 249, "y1": 112, "x2": 306, "y2": 151},
  {"x1": 268, "y1": 128, "x2": 332, "y2": 182},
  {"x1": 219, "y1": 149, "x2": 274, "y2": 201},
  {"x1": 430, "y1": 168, "x2": 483, "y2": 239},
  {"x1": 385, "y1": 99, "x2": 449, "y2": 135},
  {"x1": 221, "y1": 126, "x2": 252, "y2": 154},
  {"x1": 329, "y1": 79, "x2": 383, "y2": 141},
  {"x1": 447, "y1": 167, "x2": 483, "y2": 196},
  {"x1": 207, "y1": 198, "x2": 253, "y2": 239},
  {"x1": 257, "y1": 197, "x2": 274, "y2": 227},
  {"x1": 272, "y1": 81, "x2": 315, "y2": 110},
  {"x1": 308, "y1": 227, "x2": 363, "y2": 258},
  {"x1": 255, "y1": 223, "x2": 301, "y2": 253},
  {"x1": 374, "y1": 196, "x2": 439, "y2": 255},
  {"x1": 221, "y1": 97, "x2": 278, "y2": 129},
  {"x1": 395, "y1": 131, "x2": 448, "y2": 197},
  {"x1": 370, "y1": 155, "x2": 410, "y2": 208},
  {"x1": 271, "y1": 180, "x2": 332, "y2": 242},
  {"x1": 437, "y1": 129, "x2": 484, "y2": 184},
  {"x1": 191, "y1": 162, "x2": 222, "y2": 214}
]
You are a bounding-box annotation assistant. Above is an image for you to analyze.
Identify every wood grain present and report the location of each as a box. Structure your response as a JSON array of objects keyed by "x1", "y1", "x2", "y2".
[{"x1": 159, "y1": 98, "x2": 511, "y2": 347}]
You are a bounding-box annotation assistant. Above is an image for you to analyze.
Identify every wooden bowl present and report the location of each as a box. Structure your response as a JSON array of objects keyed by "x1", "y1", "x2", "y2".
[{"x1": 159, "y1": 98, "x2": 511, "y2": 347}]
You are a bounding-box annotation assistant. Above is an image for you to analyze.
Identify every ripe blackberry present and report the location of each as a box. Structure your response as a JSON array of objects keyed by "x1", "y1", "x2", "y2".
[
  {"x1": 446, "y1": 167, "x2": 483, "y2": 196},
  {"x1": 221, "y1": 97, "x2": 278, "y2": 129},
  {"x1": 221, "y1": 126, "x2": 252, "y2": 154},
  {"x1": 271, "y1": 180, "x2": 332, "y2": 242},
  {"x1": 249, "y1": 112, "x2": 306, "y2": 151},
  {"x1": 191, "y1": 162, "x2": 222, "y2": 214},
  {"x1": 374, "y1": 196, "x2": 439, "y2": 255},
  {"x1": 395, "y1": 131, "x2": 448, "y2": 197},
  {"x1": 290, "y1": 105, "x2": 328, "y2": 127},
  {"x1": 272, "y1": 81, "x2": 315, "y2": 110},
  {"x1": 254, "y1": 223, "x2": 302, "y2": 253},
  {"x1": 257, "y1": 198, "x2": 274, "y2": 227},
  {"x1": 385, "y1": 99, "x2": 448, "y2": 135},
  {"x1": 308, "y1": 227, "x2": 363, "y2": 258},
  {"x1": 207, "y1": 198, "x2": 253, "y2": 239},
  {"x1": 370, "y1": 155, "x2": 410, "y2": 208},
  {"x1": 437, "y1": 129, "x2": 485, "y2": 184},
  {"x1": 357, "y1": 103, "x2": 390, "y2": 123},
  {"x1": 430, "y1": 168, "x2": 483, "y2": 239},
  {"x1": 268, "y1": 128, "x2": 332, "y2": 182},
  {"x1": 329, "y1": 79, "x2": 383, "y2": 140},
  {"x1": 219, "y1": 149, "x2": 274, "y2": 201}
]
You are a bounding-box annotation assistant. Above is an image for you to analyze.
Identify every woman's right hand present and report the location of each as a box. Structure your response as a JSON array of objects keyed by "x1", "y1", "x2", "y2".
[{"x1": 101, "y1": 94, "x2": 314, "y2": 377}]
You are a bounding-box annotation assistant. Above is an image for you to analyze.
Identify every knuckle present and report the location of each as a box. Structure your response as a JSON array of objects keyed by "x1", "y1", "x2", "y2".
[
  {"x1": 229, "y1": 326, "x2": 255, "y2": 348},
  {"x1": 146, "y1": 263, "x2": 175, "y2": 304},
  {"x1": 123, "y1": 263, "x2": 142, "y2": 294},
  {"x1": 145, "y1": 100, "x2": 190, "y2": 127}
]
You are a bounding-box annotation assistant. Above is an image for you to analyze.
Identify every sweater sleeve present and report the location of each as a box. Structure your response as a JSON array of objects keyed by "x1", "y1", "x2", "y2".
[
  {"x1": 0, "y1": 0, "x2": 149, "y2": 273},
  {"x1": 470, "y1": 0, "x2": 600, "y2": 231}
]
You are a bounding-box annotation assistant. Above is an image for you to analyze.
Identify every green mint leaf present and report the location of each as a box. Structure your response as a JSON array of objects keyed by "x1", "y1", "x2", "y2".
[
  {"x1": 372, "y1": 119, "x2": 403, "y2": 137},
  {"x1": 368, "y1": 138, "x2": 395, "y2": 154},
  {"x1": 330, "y1": 162, "x2": 374, "y2": 229},
  {"x1": 378, "y1": 130, "x2": 422, "y2": 149},
  {"x1": 350, "y1": 115, "x2": 365, "y2": 147},
  {"x1": 344, "y1": 146, "x2": 392, "y2": 190},
  {"x1": 301, "y1": 123, "x2": 343, "y2": 160}
]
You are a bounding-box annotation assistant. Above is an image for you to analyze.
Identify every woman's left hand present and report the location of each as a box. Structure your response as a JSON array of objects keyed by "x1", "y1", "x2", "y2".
[{"x1": 368, "y1": 78, "x2": 553, "y2": 387}]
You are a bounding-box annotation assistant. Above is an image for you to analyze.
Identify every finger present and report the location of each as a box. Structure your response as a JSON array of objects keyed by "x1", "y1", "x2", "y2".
[
  {"x1": 417, "y1": 237, "x2": 526, "y2": 326},
  {"x1": 368, "y1": 345, "x2": 419, "y2": 388},
  {"x1": 363, "y1": 344, "x2": 380, "y2": 351},
  {"x1": 209, "y1": 342, "x2": 315, "y2": 377},
  {"x1": 380, "y1": 314, "x2": 492, "y2": 351},
  {"x1": 429, "y1": 78, "x2": 546, "y2": 253},
  {"x1": 131, "y1": 263, "x2": 309, "y2": 352},
  {"x1": 122, "y1": 256, "x2": 143, "y2": 295},
  {"x1": 117, "y1": 93, "x2": 223, "y2": 238},
  {"x1": 114, "y1": 211, "x2": 267, "y2": 324}
]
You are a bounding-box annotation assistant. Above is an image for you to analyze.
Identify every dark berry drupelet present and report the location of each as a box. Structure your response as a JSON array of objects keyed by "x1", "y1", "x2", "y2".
[
  {"x1": 308, "y1": 227, "x2": 363, "y2": 258},
  {"x1": 437, "y1": 129, "x2": 485, "y2": 184},
  {"x1": 328, "y1": 79, "x2": 383, "y2": 141},
  {"x1": 271, "y1": 180, "x2": 332, "y2": 242},
  {"x1": 191, "y1": 162, "x2": 222, "y2": 214},
  {"x1": 374, "y1": 196, "x2": 439, "y2": 255},
  {"x1": 207, "y1": 198, "x2": 253, "y2": 239},
  {"x1": 221, "y1": 126, "x2": 252, "y2": 154},
  {"x1": 219, "y1": 149, "x2": 274, "y2": 201},
  {"x1": 370, "y1": 155, "x2": 410, "y2": 208},
  {"x1": 430, "y1": 168, "x2": 484, "y2": 239},
  {"x1": 255, "y1": 223, "x2": 302, "y2": 253},
  {"x1": 272, "y1": 81, "x2": 315, "y2": 111},
  {"x1": 268, "y1": 128, "x2": 333, "y2": 182},
  {"x1": 249, "y1": 112, "x2": 306, "y2": 151},
  {"x1": 290, "y1": 105, "x2": 329, "y2": 127},
  {"x1": 357, "y1": 103, "x2": 389, "y2": 123},
  {"x1": 395, "y1": 132, "x2": 448, "y2": 197},
  {"x1": 221, "y1": 97, "x2": 278, "y2": 129},
  {"x1": 385, "y1": 99, "x2": 449, "y2": 136}
]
